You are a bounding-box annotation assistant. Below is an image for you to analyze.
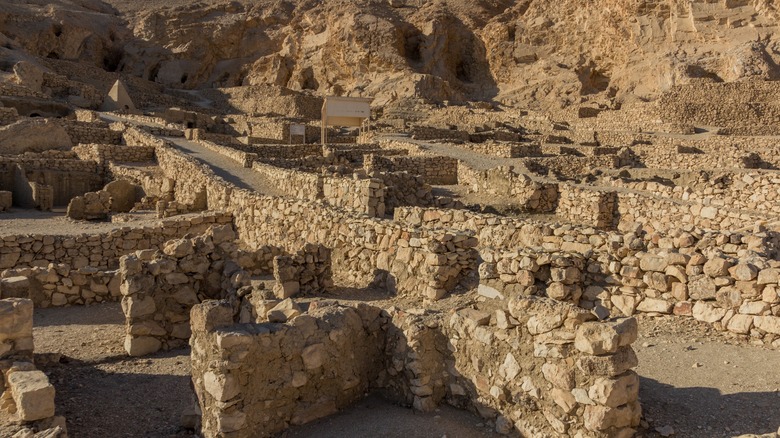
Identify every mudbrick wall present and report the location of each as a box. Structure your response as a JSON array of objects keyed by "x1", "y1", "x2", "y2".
[{"x1": 190, "y1": 296, "x2": 640, "y2": 437}]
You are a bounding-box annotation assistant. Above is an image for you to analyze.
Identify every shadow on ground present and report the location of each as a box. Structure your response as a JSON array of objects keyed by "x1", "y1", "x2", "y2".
[{"x1": 639, "y1": 376, "x2": 780, "y2": 437}]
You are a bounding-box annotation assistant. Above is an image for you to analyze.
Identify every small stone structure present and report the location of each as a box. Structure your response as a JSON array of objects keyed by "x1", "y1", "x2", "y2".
[
  {"x1": 0, "y1": 298, "x2": 66, "y2": 437},
  {"x1": 190, "y1": 295, "x2": 640, "y2": 437}
]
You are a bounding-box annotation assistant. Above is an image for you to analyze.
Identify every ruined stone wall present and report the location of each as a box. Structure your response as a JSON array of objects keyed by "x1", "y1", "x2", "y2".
[
  {"x1": 231, "y1": 143, "x2": 322, "y2": 160},
  {"x1": 364, "y1": 154, "x2": 458, "y2": 185},
  {"x1": 272, "y1": 244, "x2": 333, "y2": 298},
  {"x1": 657, "y1": 80, "x2": 780, "y2": 136},
  {"x1": 557, "y1": 185, "x2": 618, "y2": 230},
  {"x1": 410, "y1": 125, "x2": 470, "y2": 141},
  {"x1": 456, "y1": 141, "x2": 542, "y2": 158},
  {"x1": 73, "y1": 144, "x2": 156, "y2": 173},
  {"x1": 0, "y1": 297, "x2": 63, "y2": 432},
  {"x1": 375, "y1": 171, "x2": 434, "y2": 213},
  {"x1": 522, "y1": 155, "x2": 619, "y2": 178},
  {"x1": 445, "y1": 299, "x2": 640, "y2": 437},
  {"x1": 0, "y1": 107, "x2": 19, "y2": 126},
  {"x1": 323, "y1": 144, "x2": 407, "y2": 164},
  {"x1": 604, "y1": 171, "x2": 780, "y2": 216},
  {"x1": 108, "y1": 164, "x2": 174, "y2": 200},
  {"x1": 321, "y1": 175, "x2": 385, "y2": 217},
  {"x1": 152, "y1": 142, "x2": 477, "y2": 301},
  {"x1": 154, "y1": 144, "x2": 211, "y2": 210},
  {"x1": 1, "y1": 265, "x2": 118, "y2": 308},
  {"x1": 0, "y1": 211, "x2": 232, "y2": 271},
  {"x1": 120, "y1": 226, "x2": 240, "y2": 356},
  {"x1": 198, "y1": 140, "x2": 257, "y2": 168},
  {"x1": 61, "y1": 121, "x2": 122, "y2": 145},
  {"x1": 191, "y1": 296, "x2": 640, "y2": 438},
  {"x1": 122, "y1": 125, "x2": 169, "y2": 148},
  {"x1": 0, "y1": 156, "x2": 102, "y2": 207},
  {"x1": 458, "y1": 163, "x2": 559, "y2": 212},
  {"x1": 478, "y1": 248, "x2": 586, "y2": 304},
  {"x1": 623, "y1": 145, "x2": 759, "y2": 170},
  {"x1": 190, "y1": 301, "x2": 388, "y2": 437},
  {"x1": 249, "y1": 161, "x2": 321, "y2": 200}
]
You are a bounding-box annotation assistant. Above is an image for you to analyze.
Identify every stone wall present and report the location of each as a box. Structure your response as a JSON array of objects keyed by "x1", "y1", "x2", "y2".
[
  {"x1": 522, "y1": 156, "x2": 619, "y2": 178},
  {"x1": 455, "y1": 141, "x2": 542, "y2": 158},
  {"x1": 250, "y1": 162, "x2": 386, "y2": 217},
  {"x1": 190, "y1": 296, "x2": 640, "y2": 438},
  {"x1": 364, "y1": 154, "x2": 458, "y2": 185},
  {"x1": 73, "y1": 143, "x2": 156, "y2": 171},
  {"x1": 375, "y1": 171, "x2": 434, "y2": 213},
  {"x1": 410, "y1": 125, "x2": 470, "y2": 141},
  {"x1": 0, "y1": 107, "x2": 19, "y2": 126},
  {"x1": 198, "y1": 140, "x2": 256, "y2": 168},
  {"x1": 321, "y1": 175, "x2": 385, "y2": 217},
  {"x1": 557, "y1": 185, "x2": 618, "y2": 230},
  {"x1": 0, "y1": 211, "x2": 233, "y2": 270},
  {"x1": 657, "y1": 80, "x2": 780, "y2": 136},
  {"x1": 0, "y1": 298, "x2": 65, "y2": 435},
  {"x1": 478, "y1": 248, "x2": 585, "y2": 304},
  {"x1": 61, "y1": 120, "x2": 122, "y2": 145},
  {"x1": 1, "y1": 265, "x2": 119, "y2": 308},
  {"x1": 458, "y1": 163, "x2": 559, "y2": 212},
  {"x1": 272, "y1": 244, "x2": 333, "y2": 298},
  {"x1": 250, "y1": 162, "x2": 320, "y2": 200},
  {"x1": 120, "y1": 225, "x2": 241, "y2": 356},
  {"x1": 190, "y1": 301, "x2": 388, "y2": 437}
]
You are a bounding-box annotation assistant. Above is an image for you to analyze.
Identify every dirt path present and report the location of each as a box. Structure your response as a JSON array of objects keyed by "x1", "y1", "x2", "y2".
[
  {"x1": 634, "y1": 315, "x2": 780, "y2": 438},
  {"x1": 34, "y1": 303, "x2": 195, "y2": 438},
  {"x1": 164, "y1": 136, "x2": 285, "y2": 196}
]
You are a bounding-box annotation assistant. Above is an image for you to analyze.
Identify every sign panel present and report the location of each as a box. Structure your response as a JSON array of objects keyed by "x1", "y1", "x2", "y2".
[
  {"x1": 290, "y1": 124, "x2": 306, "y2": 136},
  {"x1": 324, "y1": 97, "x2": 371, "y2": 119}
]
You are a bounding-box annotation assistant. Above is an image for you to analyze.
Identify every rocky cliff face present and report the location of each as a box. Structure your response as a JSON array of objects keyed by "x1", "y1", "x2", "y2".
[{"x1": 2, "y1": 0, "x2": 779, "y2": 109}]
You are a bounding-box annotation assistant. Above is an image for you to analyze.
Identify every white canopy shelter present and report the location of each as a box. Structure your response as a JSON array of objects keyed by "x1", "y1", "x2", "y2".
[{"x1": 321, "y1": 96, "x2": 372, "y2": 145}]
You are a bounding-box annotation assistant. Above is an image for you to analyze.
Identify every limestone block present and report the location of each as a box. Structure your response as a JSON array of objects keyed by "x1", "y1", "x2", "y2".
[
  {"x1": 754, "y1": 315, "x2": 780, "y2": 335},
  {"x1": 8, "y1": 370, "x2": 56, "y2": 421},
  {"x1": 204, "y1": 371, "x2": 240, "y2": 402},
  {"x1": 121, "y1": 295, "x2": 156, "y2": 318},
  {"x1": 639, "y1": 254, "x2": 667, "y2": 272},
  {"x1": 575, "y1": 318, "x2": 637, "y2": 355},
  {"x1": 704, "y1": 257, "x2": 732, "y2": 277},
  {"x1": 636, "y1": 298, "x2": 672, "y2": 314},
  {"x1": 692, "y1": 301, "x2": 726, "y2": 324},
  {"x1": 588, "y1": 371, "x2": 639, "y2": 407},
  {"x1": 0, "y1": 277, "x2": 30, "y2": 299},
  {"x1": 124, "y1": 335, "x2": 162, "y2": 356}
]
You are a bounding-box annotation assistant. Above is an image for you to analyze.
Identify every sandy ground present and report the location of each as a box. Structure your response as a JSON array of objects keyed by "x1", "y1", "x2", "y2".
[
  {"x1": 29, "y1": 300, "x2": 780, "y2": 438},
  {"x1": 633, "y1": 315, "x2": 780, "y2": 438}
]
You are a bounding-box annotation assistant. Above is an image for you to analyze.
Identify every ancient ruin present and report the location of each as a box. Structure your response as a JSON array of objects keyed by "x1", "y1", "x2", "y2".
[{"x1": 0, "y1": 0, "x2": 780, "y2": 437}]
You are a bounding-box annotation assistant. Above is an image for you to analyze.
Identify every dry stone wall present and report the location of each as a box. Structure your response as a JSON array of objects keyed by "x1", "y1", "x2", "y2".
[
  {"x1": 0, "y1": 211, "x2": 232, "y2": 271},
  {"x1": 1, "y1": 265, "x2": 119, "y2": 308},
  {"x1": 364, "y1": 154, "x2": 458, "y2": 185},
  {"x1": 61, "y1": 120, "x2": 122, "y2": 145},
  {"x1": 458, "y1": 163, "x2": 558, "y2": 213},
  {"x1": 120, "y1": 225, "x2": 241, "y2": 356},
  {"x1": 190, "y1": 295, "x2": 640, "y2": 438},
  {"x1": 557, "y1": 185, "x2": 618, "y2": 230}
]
